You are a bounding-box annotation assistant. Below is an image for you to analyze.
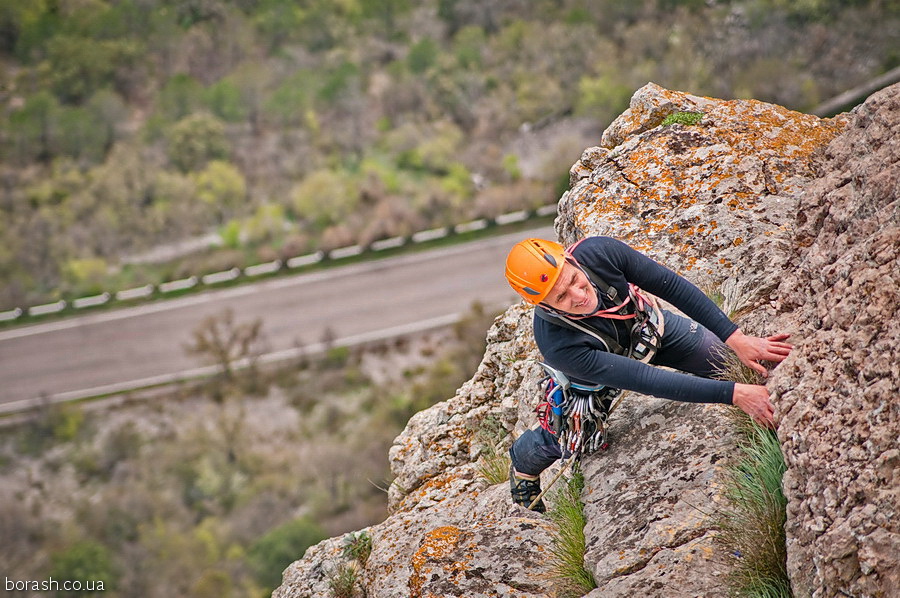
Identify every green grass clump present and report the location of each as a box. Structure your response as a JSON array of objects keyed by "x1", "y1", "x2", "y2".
[
  {"x1": 327, "y1": 562, "x2": 359, "y2": 598},
  {"x1": 474, "y1": 415, "x2": 512, "y2": 485},
  {"x1": 341, "y1": 530, "x2": 373, "y2": 564},
  {"x1": 662, "y1": 111, "x2": 704, "y2": 126},
  {"x1": 477, "y1": 443, "x2": 512, "y2": 485},
  {"x1": 712, "y1": 344, "x2": 765, "y2": 387},
  {"x1": 718, "y1": 422, "x2": 792, "y2": 598},
  {"x1": 546, "y1": 468, "x2": 597, "y2": 597}
]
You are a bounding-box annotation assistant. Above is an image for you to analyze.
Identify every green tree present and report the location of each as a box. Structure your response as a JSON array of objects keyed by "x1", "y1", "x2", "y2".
[
  {"x1": 291, "y1": 169, "x2": 359, "y2": 229},
  {"x1": 264, "y1": 69, "x2": 315, "y2": 127},
  {"x1": 247, "y1": 517, "x2": 326, "y2": 591},
  {"x1": 316, "y1": 61, "x2": 359, "y2": 105},
  {"x1": 205, "y1": 78, "x2": 247, "y2": 123},
  {"x1": 55, "y1": 106, "x2": 109, "y2": 164},
  {"x1": 0, "y1": 0, "x2": 27, "y2": 54},
  {"x1": 7, "y1": 0, "x2": 62, "y2": 62},
  {"x1": 84, "y1": 88, "x2": 128, "y2": 152},
  {"x1": 244, "y1": 203, "x2": 287, "y2": 245},
  {"x1": 440, "y1": 162, "x2": 474, "y2": 201},
  {"x1": 251, "y1": 0, "x2": 305, "y2": 50},
  {"x1": 574, "y1": 73, "x2": 633, "y2": 123},
  {"x1": 48, "y1": 540, "x2": 119, "y2": 597},
  {"x1": 44, "y1": 35, "x2": 141, "y2": 104},
  {"x1": 407, "y1": 37, "x2": 438, "y2": 74},
  {"x1": 360, "y1": 0, "x2": 411, "y2": 37},
  {"x1": 157, "y1": 74, "x2": 206, "y2": 123},
  {"x1": 452, "y1": 25, "x2": 485, "y2": 69},
  {"x1": 62, "y1": 257, "x2": 108, "y2": 296},
  {"x1": 254, "y1": 0, "x2": 339, "y2": 52},
  {"x1": 193, "y1": 160, "x2": 247, "y2": 219},
  {"x1": 414, "y1": 120, "x2": 465, "y2": 174},
  {"x1": 167, "y1": 113, "x2": 229, "y2": 172},
  {"x1": 5, "y1": 90, "x2": 59, "y2": 164}
]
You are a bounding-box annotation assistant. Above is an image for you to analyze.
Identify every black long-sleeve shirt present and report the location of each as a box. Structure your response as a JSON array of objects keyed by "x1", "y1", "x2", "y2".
[{"x1": 533, "y1": 236, "x2": 738, "y2": 405}]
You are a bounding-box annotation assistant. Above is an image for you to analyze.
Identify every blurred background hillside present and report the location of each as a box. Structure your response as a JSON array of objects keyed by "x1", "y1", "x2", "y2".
[{"x1": 1, "y1": 0, "x2": 898, "y2": 311}]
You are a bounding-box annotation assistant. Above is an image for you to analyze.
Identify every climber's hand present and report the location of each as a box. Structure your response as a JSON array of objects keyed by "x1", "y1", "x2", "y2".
[
  {"x1": 732, "y1": 383, "x2": 776, "y2": 428},
  {"x1": 726, "y1": 329, "x2": 793, "y2": 378}
]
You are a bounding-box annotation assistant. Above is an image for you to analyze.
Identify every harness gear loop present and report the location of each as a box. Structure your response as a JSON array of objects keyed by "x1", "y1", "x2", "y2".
[
  {"x1": 527, "y1": 362, "x2": 626, "y2": 511},
  {"x1": 534, "y1": 362, "x2": 620, "y2": 456}
]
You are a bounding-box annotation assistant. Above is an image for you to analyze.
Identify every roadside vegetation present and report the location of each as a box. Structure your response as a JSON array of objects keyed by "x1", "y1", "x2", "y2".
[
  {"x1": 0, "y1": 303, "x2": 497, "y2": 598},
  {"x1": 1, "y1": 0, "x2": 898, "y2": 311}
]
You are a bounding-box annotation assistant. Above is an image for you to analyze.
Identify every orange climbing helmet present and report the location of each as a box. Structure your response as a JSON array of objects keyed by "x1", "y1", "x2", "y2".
[{"x1": 505, "y1": 238, "x2": 567, "y2": 304}]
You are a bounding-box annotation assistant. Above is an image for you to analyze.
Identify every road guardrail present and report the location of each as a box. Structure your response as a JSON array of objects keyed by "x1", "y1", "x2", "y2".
[{"x1": 0, "y1": 205, "x2": 558, "y2": 325}]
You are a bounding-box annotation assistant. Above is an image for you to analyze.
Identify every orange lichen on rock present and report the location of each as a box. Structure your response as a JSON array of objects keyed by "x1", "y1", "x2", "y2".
[{"x1": 408, "y1": 526, "x2": 466, "y2": 597}]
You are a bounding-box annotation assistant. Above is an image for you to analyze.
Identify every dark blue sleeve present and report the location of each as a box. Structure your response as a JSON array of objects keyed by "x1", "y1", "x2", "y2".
[
  {"x1": 534, "y1": 310, "x2": 735, "y2": 405},
  {"x1": 554, "y1": 339, "x2": 734, "y2": 404},
  {"x1": 581, "y1": 237, "x2": 739, "y2": 343}
]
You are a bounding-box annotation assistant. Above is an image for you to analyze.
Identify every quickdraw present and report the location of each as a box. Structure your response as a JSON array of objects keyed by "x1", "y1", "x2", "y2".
[{"x1": 534, "y1": 362, "x2": 623, "y2": 458}]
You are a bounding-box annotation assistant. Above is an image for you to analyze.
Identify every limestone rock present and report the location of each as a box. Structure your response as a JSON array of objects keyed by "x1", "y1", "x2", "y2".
[
  {"x1": 599, "y1": 82, "x2": 718, "y2": 149},
  {"x1": 582, "y1": 398, "x2": 738, "y2": 597},
  {"x1": 387, "y1": 304, "x2": 542, "y2": 512},
  {"x1": 766, "y1": 83, "x2": 900, "y2": 598},
  {"x1": 274, "y1": 484, "x2": 555, "y2": 598},
  {"x1": 560, "y1": 81, "x2": 847, "y2": 300}
]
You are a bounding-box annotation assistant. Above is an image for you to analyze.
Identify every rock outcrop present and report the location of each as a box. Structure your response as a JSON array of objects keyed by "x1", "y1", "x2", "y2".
[
  {"x1": 274, "y1": 83, "x2": 898, "y2": 597},
  {"x1": 767, "y1": 84, "x2": 900, "y2": 598}
]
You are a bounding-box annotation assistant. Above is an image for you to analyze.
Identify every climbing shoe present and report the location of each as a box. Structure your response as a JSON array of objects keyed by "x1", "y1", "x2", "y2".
[{"x1": 509, "y1": 465, "x2": 546, "y2": 513}]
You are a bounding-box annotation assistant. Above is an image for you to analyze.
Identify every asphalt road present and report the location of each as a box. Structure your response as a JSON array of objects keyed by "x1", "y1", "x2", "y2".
[{"x1": 0, "y1": 225, "x2": 554, "y2": 411}]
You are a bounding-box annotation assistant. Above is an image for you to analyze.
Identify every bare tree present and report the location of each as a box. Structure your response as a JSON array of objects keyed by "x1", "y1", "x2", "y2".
[
  {"x1": 184, "y1": 308, "x2": 266, "y2": 464},
  {"x1": 184, "y1": 307, "x2": 264, "y2": 382}
]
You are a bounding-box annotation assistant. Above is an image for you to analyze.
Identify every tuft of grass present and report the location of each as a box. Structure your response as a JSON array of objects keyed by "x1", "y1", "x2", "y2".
[
  {"x1": 546, "y1": 468, "x2": 597, "y2": 597},
  {"x1": 341, "y1": 530, "x2": 372, "y2": 564},
  {"x1": 477, "y1": 443, "x2": 511, "y2": 485},
  {"x1": 717, "y1": 421, "x2": 791, "y2": 597},
  {"x1": 474, "y1": 415, "x2": 512, "y2": 485},
  {"x1": 662, "y1": 111, "x2": 704, "y2": 126},
  {"x1": 712, "y1": 344, "x2": 764, "y2": 387},
  {"x1": 327, "y1": 562, "x2": 359, "y2": 598}
]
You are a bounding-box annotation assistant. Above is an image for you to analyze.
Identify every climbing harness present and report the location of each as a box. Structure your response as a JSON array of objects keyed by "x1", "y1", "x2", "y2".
[{"x1": 536, "y1": 283, "x2": 665, "y2": 363}]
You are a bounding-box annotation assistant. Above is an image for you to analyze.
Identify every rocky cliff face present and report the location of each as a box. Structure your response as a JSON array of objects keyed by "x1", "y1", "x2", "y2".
[
  {"x1": 767, "y1": 85, "x2": 900, "y2": 598},
  {"x1": 273, "y1": 83, "x2": 898, "y2": 597}
]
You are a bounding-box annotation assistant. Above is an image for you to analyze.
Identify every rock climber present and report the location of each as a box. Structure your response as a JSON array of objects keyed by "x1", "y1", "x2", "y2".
[{"x1": 504, "y1": 236, "x2": 793, "y2": 512}]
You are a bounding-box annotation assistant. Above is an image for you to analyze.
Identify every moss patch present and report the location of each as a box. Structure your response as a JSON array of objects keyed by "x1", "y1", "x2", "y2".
[{"x1": 662, "y1": 111, "x2": 704, "y2": 126}]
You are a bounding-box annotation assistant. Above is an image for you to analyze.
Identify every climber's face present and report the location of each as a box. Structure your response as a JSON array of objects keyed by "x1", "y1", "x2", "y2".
[{"x1": 543, "y1": 261, "x2": 598, "y2": 315}]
